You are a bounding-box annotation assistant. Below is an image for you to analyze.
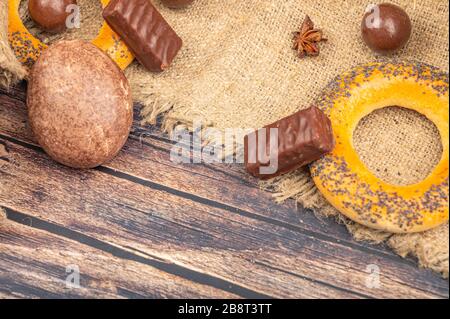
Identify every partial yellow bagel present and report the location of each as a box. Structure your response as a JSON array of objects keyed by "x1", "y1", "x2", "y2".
[
  {"x1": 311, "y1": 61, "x2": 449, "y2": 234},
  {"x1": 8, "y1": 0, "x2": 134, "y2": 70}
]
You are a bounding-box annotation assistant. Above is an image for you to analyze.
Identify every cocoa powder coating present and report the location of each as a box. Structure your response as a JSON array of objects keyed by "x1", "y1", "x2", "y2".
[{"x1": 27, "y1": 40, "x2": 133, "y2": 169}]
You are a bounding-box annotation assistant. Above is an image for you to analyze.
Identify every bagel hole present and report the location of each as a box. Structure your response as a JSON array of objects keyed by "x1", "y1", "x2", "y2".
[
  {"x1": 19, "y1": 0, "x2": 103, "y2": 44},
  {"x1": 353, "y1": 106, "x2": 443, "y2": 186}
]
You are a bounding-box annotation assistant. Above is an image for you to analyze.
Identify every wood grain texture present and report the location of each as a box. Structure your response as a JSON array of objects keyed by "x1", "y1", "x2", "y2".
[
  {"x1": 0, "y1": 85, "x2": 448, "y2": 299},
  {"x1": 0, "y1": 211, "x2": 236, "y2": 299},
  {"x1": 1, "y1": 139, "x2": 363, "y2": 299},
  {"x1": 0, "y1": 85, "x2": 429, "y2": 259}
]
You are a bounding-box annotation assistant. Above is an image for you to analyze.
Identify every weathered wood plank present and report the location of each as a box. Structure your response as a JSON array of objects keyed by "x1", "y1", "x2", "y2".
[
  {"x1": 0, "y1": 137, "x2": 447, "y2": 299},
  {"x1": 0, "y1": 84, "x2": 27, "y2": 103},
  {"x1": 1, "y1": 86, "x2": 448, "y2": 298},
  {"x1": 0, "y1": 210, "x2": 238, "y2": 299},
  {"x1": 0, "y1": 87, "x2": 421, "y2": 262}
]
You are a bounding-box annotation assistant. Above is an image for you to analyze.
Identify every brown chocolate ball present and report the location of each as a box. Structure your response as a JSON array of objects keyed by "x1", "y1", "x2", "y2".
[
  {"x1": 161, "y1": 0, "x2": 195, "y2": 9},
  {"x1": 361, "y1": 3, "x2": 412, "y2": 55},
  {"x1": 27, "y1": 40, "x2": 133, "y2": 169},
  {"x1": 29, "y1": 0, "x2": 78, "y2": 33}
]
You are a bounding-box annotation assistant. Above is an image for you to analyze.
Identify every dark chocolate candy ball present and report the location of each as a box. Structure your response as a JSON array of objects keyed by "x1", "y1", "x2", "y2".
[
  {"x1": 29, "y1": 0, "x2": 78, "y2": 33},
  {"x1": 361, "y1": 3, "x2": 412, "y2": 55},
  {"x1": 161, "y1": 0, "x2": 195, "y2": 9}
]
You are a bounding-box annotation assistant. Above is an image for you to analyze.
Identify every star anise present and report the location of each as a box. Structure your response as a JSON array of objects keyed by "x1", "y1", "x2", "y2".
[{"x1": 293, "y1": 15, "x2": 327, "y2": 58}]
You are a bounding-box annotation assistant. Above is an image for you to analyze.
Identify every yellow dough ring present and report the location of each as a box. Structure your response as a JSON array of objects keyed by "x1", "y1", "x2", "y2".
[
  {"x1": 311, "y1": 61, "x2": 449, "y2": 234},
  {"x1": 8, "y1": 0, "x2": 134, "y2": 70}
]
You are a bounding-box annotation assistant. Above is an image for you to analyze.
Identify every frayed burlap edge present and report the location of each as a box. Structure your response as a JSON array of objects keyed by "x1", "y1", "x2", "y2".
[
  {"x1": 132, "y1": 55, "x2": 449, "y2": 279},
  {"x1": 129, "y1": 80, "x2": 209, "y2": 134},
  {"x1": 261, "y1": 170, "x2": 449, "y2": 279},
  {"x1": 151, "y1": 78, "x2": 449, "y2": 279},
  {"x1": 129, "y1": 78, "x2": 223, "y2": 150},
  {"x1": 1, "y1": 0, "x2": 448, "y2": 279},
  {"x1": 0, "y1": 1, "x2": 27, "y2": 89}
]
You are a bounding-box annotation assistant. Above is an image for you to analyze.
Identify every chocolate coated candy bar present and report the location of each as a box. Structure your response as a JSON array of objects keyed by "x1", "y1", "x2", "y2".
[
  {"x1": 244, "y1": 106, "x2": 334, "y2": 179},
  {"x1": 103, "y1": 0, "x2": 182, "y2": 72}
]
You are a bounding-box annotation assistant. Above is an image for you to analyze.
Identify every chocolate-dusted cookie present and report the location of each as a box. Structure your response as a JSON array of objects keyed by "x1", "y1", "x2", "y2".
[{"x1": 27, "y1": 40, "x2": 133, "y2": 169}]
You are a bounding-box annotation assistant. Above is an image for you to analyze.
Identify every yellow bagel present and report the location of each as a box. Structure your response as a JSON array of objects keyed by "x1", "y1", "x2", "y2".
[
  {"x1": 311, "y1": 61, "x2": 449, "y2": 234},
  {"x1": 8, "y1": 0, "x2": 134, "y2": 70}
]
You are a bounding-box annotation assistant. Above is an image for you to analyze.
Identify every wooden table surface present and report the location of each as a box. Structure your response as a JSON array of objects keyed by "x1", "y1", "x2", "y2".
[{"x1": 0, "y1": 83, "x2": 448, "y2": 299}]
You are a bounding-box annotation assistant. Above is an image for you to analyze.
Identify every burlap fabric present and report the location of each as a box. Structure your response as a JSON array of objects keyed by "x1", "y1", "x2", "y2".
[
  {"x1": 0, "y1": 0, "x2": 26, "y2": 87},
  {"x1": 0, "y1": 0, "x2": 448, "y2": 277}
]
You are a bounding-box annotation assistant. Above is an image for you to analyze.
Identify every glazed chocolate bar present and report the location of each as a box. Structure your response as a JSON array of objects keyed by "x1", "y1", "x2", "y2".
[
  {"x1": 244, "y1": 106, "x2": 334, "y2": 179},
  {"x1": 103, "y1": 0, "x2": 182, "y2": 72}
]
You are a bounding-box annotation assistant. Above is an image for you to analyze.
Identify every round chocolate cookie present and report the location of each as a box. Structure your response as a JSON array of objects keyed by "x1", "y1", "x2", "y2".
[{"x1": 27, "y1": 40, "x2": 133, "y2": 169}]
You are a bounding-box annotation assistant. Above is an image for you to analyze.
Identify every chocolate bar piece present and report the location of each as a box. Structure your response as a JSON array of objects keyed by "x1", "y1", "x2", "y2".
[
  {"x1": 103, "y1": 0, "x2": 182, "y2": 72},
  {"x1": 244, "y1": 106, "x2": 334, "y2": 179}
]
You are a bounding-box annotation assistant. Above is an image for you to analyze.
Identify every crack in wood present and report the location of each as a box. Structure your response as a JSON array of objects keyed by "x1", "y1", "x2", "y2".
[
  {"x1": 0, "y1": 133, "x2": 432, "y2": 267},
  {"x1": 2, "y1": 207, "x2": 274, "y2": 299},
  {"x1": 1, "y1": 88, "x2": 448, "y2": 298}
]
